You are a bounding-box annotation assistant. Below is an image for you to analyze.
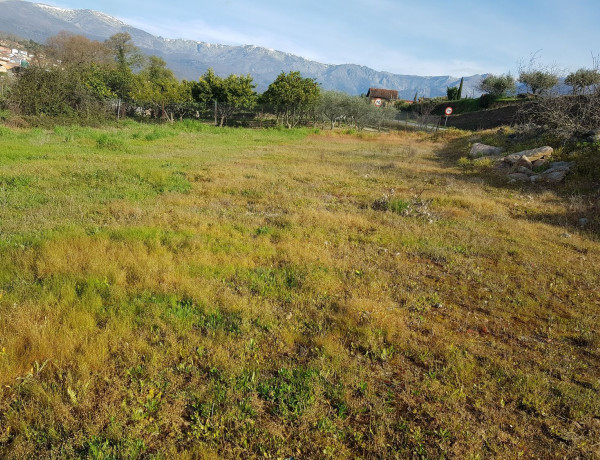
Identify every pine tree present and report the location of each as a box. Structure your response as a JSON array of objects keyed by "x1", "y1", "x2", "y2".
[{"x1": 457, "y1": 77, "x2": 464, "y2": 100}]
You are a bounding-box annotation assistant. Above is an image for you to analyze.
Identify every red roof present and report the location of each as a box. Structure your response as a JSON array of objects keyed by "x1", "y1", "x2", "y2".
[{"x1": 367, "y1": 88, "x2": 398, "y2": 100}]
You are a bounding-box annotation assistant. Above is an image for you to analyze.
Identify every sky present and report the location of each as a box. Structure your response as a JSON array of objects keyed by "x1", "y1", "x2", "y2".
[{"x1": 43, "y1": 0, "x2": 600, "y2": 77}]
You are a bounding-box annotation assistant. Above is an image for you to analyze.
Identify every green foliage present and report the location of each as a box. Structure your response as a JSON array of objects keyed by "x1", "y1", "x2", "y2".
[
  {"x1": 447, "y1": 86, "x2": 459, "y2": 101},
  {"x1": 458, "y1": 77, "x2": 464, "y2": 99},
  {"x1": 518, "y1": 70, "x2": 559, "y2": 95},
  {"x1": 478, "y1": 74, "x2": 516, "y2": 98},
  {"x1": 261, "y1": 71, "x2": 320, "y2": 128},
  {"x1": 257, "y1": 368, "x2": 317, "y2": 419},
  {"x1": 191, "y1": 68, "x2": 257, "y2": 126},
  {"x1": 133, "y1": 56, "x2": 190, "y2": 121},
  {"x1": 564, "y1": 68, "x2": 600, "y2": 94},
  {"x1": 9, "y1": 66, "x2": 110, "y2": 118}
]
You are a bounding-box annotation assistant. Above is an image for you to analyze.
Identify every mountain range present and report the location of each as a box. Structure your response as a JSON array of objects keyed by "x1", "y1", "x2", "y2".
[{"x1": 0, "y1": 0, "x2": 485, "y2": 97}]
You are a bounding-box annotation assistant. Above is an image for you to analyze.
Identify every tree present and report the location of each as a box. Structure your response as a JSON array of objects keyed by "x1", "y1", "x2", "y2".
[
  {"x1": 261, "y1": 71, "x2": 320, "y2": 128},
  {"x1": 133, "y1": 56, "x2": 189, "y2": 121},
  {"x1": 478, "y1": 74, "x2": 516, "y2": 98},
  {"x1": 518, "y1": 70, "x2": 559, "y2": 95},
  {"x1": 319, "y1": 91, "x2": 349, "y2": 129},
  {"x1": 104, "y1": 33, "x2": 141, "y2": 102},
  {"x1": 446, "y1": 86, "x2": 459, "y2": 101},
  {"x1": 191, "y1": 68, "x2": 257, "y2": 126},
  {"x1": 564, "y1": 68, "x2": 600, "y2": 94},
  {"x1": 46, "y1": 31, "x2": 111, "y2": 67},
  {"x1": 9, "y1": 66, "x2": 110, "y2": 118},
  {"x1": 457, "y1": 77, "x2": 464, "y2": 99}
]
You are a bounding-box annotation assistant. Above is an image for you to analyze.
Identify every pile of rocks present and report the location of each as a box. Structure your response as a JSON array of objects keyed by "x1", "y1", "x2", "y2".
[{"x1": 469, "y1": 143, "x2": 574, "y2": 184}]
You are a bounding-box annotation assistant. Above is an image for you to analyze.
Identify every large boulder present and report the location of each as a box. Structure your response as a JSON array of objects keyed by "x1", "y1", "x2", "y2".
[
  {"x1": 515, "y1": 156, "x2": 533, "y2": 169},
  {"x1": 470, "y1": 143, "x2": 504, "y2": 159},
  {"x1": 535, "y1": 161, "x2": 575, "y2": 183},
  {"x1": 543, "y1": 170, "x2": 568, "y2": 183},
  {"x1": 519, "y1": 146, "x2": 553, "y2": 162},
  {"x1": 503, "y1": 146, "x2": 553, "y2": 165}
]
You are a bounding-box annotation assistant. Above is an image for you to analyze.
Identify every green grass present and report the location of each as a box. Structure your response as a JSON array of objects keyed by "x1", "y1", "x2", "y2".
[{"x1": 0, "y1": 121, "x2": 599, "y2": 458}]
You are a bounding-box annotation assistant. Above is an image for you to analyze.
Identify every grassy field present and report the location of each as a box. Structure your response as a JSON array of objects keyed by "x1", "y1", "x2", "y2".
[{"x1": 0, "y1": 122, "x2": 599, "y2": 458}]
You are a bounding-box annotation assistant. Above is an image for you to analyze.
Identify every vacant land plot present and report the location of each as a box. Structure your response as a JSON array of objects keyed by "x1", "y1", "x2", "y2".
[{"x1": 0, "y1": 122, "x2": 598, "y2": 458}]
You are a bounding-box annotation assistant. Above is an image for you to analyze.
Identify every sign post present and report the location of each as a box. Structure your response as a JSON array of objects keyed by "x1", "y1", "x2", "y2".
[{"x1": 444, "y1": 106, "x2": 453, "y2": 126}]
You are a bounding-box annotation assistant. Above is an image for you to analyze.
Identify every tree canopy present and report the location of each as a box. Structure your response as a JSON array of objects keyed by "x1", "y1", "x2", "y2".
[
  {"x1": 478, "y1": 74, "x2": 516, "y2": 98},
  {"x1": 518, "y1": 70, "x2": 559, "y2": 95},
  {"x1": 564, "y1": 68, "x2": 600, "y2": 94},
  {"x1": 261, "y1": 71, "x2": 320, "y2": 128}
]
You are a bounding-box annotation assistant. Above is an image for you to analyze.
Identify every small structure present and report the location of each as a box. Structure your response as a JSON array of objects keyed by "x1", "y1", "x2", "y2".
[{"x1": 366, "y1": 88, "x2": 398, "y2": 107}]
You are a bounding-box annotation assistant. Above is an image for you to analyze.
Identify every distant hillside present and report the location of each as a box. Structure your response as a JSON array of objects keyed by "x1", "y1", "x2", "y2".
[{"x1": 0, "y1": 0, "x2": 485, "y2": 96}]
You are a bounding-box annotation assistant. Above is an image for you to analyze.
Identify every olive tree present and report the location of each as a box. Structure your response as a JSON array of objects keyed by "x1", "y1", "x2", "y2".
[
  {"x1": 565, "y1": 68, "x2": 600, "y2": 94},
  {"x1": 478, "y1": 74, "x2": 516, "y2": 98},
  {"x1": 518, "y1": 70, "x2": 559, "y2": 95}
]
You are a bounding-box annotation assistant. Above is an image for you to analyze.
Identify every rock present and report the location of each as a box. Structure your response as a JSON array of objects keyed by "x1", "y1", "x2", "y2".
[
  {"x1": 515, "y1": 155, "x2": 533, "y2": 169},
  {"x1": 543, "y1": 170, "x2": 568, "y2": 183},
  {"x1": 546, "y1": 165, "x2": 571, "y2": 173},
  {"x1": 520, "y1": 146, "x2": 554, "y2": 162},
  {"x1": 548, "y1": 161, "x2": 574, "y2": 169},
  {"x1": 516, "y1": 166, "x2": 534, "y2": 175},
  {"x1": 530, "y1": 175, "x2": 541, "y2": 183},
  {"x1": 507, "y1": 173, "x2": 530, "y2": 182},
  {"x1": 470, "y1": 143, "x2": 504, "y2": 159},
  {"x1": 579, "y1": 218, "x2": 589, "y2": 227},
  {"x1": 494, "y1": 162, "x2": 511, "y2": 171},
  {"x1": 504, "y1": 146, "x2": 553, "y2": 165},
  {"x1": 503, "y1": 152, "x2": 524, "y2": 165},
  {"x1": 532, "y1": 159, "x2": 547, "y2": 168}
]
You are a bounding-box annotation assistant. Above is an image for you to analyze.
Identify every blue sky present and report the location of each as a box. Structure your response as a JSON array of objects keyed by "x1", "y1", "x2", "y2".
[{"x1": 45, "y1": 0, "x2": 599, "y2": 77}]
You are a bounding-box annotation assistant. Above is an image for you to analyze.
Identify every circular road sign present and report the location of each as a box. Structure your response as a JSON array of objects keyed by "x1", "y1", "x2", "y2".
[
  {"x1": 375, "y1": 98, "x2": 382, "y2": 107},
  {"x1": 445, "y1": 107, "x2": 453, "y2": 115}
]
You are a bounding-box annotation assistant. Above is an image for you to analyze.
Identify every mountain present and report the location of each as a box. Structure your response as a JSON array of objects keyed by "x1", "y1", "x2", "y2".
[{"x1": 0, "y1": 0, "x2": 484, "y2": 97}]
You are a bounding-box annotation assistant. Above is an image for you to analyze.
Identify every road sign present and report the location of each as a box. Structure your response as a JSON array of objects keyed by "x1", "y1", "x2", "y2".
[
  {"x1": 445, "y1": 107, "x2": 453, "y2": 115},
  {"x1": 374, "y1": 98, "x2": 382, "y2": 107}
]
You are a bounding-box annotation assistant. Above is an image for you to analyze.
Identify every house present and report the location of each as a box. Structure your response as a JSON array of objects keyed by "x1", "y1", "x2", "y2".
[{"x1": 366, "y1": 88, "x2": 398, "y2": 107}]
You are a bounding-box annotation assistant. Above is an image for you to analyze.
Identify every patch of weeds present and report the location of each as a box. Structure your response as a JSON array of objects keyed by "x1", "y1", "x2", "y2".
[
  {"x1": 255, "y1": 226, "x2": 272, "y2": 236},
  {"x1": 324, "y1": 381, "x2": 349, "y2": 418},
  {"x1": 84, "y1": 435, "x2": 146, "y2": 459},
  {"x1": 144, "y1": 128, "x2": 177, "y2": 141},
  {"x1": 388, "y1": 198, "x2": 411, "y2": 214},
  {"x1": 96, "y1": 133, "x2": 126, "y2": 151},
  {"x1": 0, "y1": 175, "x2": 31, "y2": 189},
  {"x1": 257, "y1": 367, "x2": 317, "y2": 419},
  {"x1": 241, "y1": 189, "x2": 263, "y2": 199},
  {"x1": 0, "y1": 125, "x2": 13, "y2": 137},
  {"x1": 245, "y1": 265, "x2": 304, "y2": 299},
  {"x1": 196, "y1": 308, "x2": 242, "y2": 335},
  {"x1": 457, "y1": 156, "x2": 474, "y2": 173}
]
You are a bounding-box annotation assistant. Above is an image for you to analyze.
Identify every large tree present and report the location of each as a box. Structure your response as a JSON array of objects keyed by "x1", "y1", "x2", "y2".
[
  {"x1": 45, "y1": 31, "x2": 111, "y2": 67},
  {"x1": 478, "y1": 74, "x2": 516, "y2": 98},
  {"x1": 104, "y1": 33, "x2": 141, "y2": 102},
  {"x1": 261, "y1": 71, "x2": 320, "y2": 128},
  {"x1": 191, "y1": 68, "x2": 257, "y2": 126},
  {"x1": 518, "y1": 70, "x2": 559, "y2": 95},
  {"x1": 564, "y1": 68, "x2": 600, "y2": 94},
  {"x1": 133, "y1": 56, "x2": 189, "y2": 121}
]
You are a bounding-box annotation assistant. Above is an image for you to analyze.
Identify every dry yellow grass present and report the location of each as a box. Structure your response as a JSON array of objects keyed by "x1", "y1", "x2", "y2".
[{"x1": 0, "y1": 123, "x2": 598, "y2": 458}]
